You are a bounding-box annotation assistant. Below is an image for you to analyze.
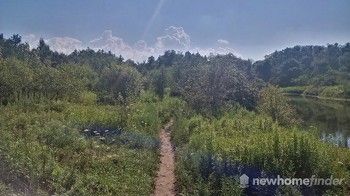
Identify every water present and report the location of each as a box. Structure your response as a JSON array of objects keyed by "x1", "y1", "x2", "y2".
[{"x1": 289, "y1": 96, "x2": 350, "y2": 148}]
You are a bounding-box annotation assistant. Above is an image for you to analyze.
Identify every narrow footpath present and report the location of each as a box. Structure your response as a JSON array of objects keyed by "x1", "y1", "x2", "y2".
[{"x1": 153, "y1": 119, "x2": 176, "y2": 196}]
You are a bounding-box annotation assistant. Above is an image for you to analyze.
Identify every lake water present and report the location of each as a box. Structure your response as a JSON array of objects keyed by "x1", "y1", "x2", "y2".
[{"x1": 289, "y1": 96, "x2": 350, "y2": 148}]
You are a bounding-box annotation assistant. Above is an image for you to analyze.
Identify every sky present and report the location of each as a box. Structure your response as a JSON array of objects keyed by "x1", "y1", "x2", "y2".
[{"x1": 0, "y1": 0, "x2": 349, "y2": 61}]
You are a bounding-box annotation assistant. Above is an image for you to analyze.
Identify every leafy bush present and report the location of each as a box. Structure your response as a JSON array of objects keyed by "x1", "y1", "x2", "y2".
[
  {"x1": 97, "y1": 64, "x2": 143, "y2": 104},
  {"x1": 79, "y1": 91, "x2": 97, "y2": 105},
  {"x1": 258, "y1": 85, "x2": 300, "y2": 126}
]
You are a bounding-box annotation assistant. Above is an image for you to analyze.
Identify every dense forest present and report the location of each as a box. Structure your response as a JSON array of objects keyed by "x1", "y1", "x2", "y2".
[
  {"x1": 0, "y1": 34, "x2": 349, "y2": 195},
  {"x1": 254, "y1": 44, "x2": 350, "y2": 98}
]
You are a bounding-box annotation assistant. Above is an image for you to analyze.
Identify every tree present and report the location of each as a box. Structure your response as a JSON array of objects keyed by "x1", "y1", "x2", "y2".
[
  {"x1": 146, "y1": 56, "x2": 156, "y2": 70},
  {"x1": 8, "y1": 34, "x2": 21, "y2": 46},
  {"x1": 253, "y1": 43, "x2": 350, "y2": 89},
  {"x1": 278, "y1": 59, "x2": 302, "y2": 86},
  {"x1": 165, "y1": 53, "x2": 260, "y2": 115},
  {"x1": 0, "y1": 58, "x2": 34, "y2": 103},
  {"x1": 153, "y1": 66, "x2": 166, "y2": 99},
  {"x1": 36, "y1": 39, "x2": 53, "y2": 65},
  {"x1": 97, "y1": 64, "x2": 143, "y2": 104},
  {"x1": 117, "y1": 55, "x2": 124, "y2": 64}
]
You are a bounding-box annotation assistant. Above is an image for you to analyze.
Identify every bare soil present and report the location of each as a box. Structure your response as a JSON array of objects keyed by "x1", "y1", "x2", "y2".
[{"x1": 153, "y1": 120, "x2": 176, "y2": 196}]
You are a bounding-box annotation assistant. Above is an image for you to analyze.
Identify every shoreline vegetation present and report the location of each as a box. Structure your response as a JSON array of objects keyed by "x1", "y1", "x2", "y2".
[
  {"x1": 283, "y1": 92, "x2": 350, "y2": 102},
  {"x1": 0, "y1": 34, "x2": 349, "y2": 195}
]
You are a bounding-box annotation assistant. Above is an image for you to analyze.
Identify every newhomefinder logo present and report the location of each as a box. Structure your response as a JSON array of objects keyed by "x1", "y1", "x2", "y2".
[
  {"x1": 239, "y1": 174, "x2": 249, "y2": 188},
  {"x1": 239, "y1": 174, "x2": 344, "y2": 187}
]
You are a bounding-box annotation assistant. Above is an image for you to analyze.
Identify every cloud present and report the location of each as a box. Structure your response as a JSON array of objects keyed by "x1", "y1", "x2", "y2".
[
  {"x1": 88, "y1": 27, "x2": 191, "y2": 61},
  {"x1": 191, "y1": 38, "x2": 240, "y2": 57},
  {"x1": 133, "y1": 40, "x2": 155, "y2": 61},
  {"x1": 46, "y1": 37, "x2": 82, "y2": 54},
  {"x1": 217, "y1": 39, "x2": 229, "y2": 45},
  {"x1": 23, "y1": 26, "x2": 240, "y2": 62},
  {"x1": 23, "y1": 34, "x2": 39, "y2": 49},
  {"x1": 88, "y1": 30, "x2": 152, "y2": 61},
  {"x1": 22, "y1": 34, "x2": 82, "y2": 54},
  {"x1": 89, "y1": 30, "x2": 132, "y2": 53},
  {"x1": 155, "y1": 26, "x2": 190, "y2": 50}
]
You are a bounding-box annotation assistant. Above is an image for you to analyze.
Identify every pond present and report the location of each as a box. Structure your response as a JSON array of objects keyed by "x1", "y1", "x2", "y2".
[{"x1": 289, "y1": 95, "x2": 350, "y2": 148}]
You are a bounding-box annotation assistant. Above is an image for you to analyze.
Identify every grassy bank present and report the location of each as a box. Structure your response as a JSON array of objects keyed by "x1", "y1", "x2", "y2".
[
  {"x1": 172, "y1": 107, "x2": 350, "y2": 195},
  {"x1": 282, "y1": 85, "x2": 350, "y2": 100}
]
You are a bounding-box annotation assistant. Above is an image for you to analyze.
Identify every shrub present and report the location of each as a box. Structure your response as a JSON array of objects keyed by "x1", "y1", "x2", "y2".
[
  {"x1": 258, "y1": 85, "x2": 300, "y2": 126},
  {"x1": 79, "y1": 91, "x2": 97, "y2": 105}
]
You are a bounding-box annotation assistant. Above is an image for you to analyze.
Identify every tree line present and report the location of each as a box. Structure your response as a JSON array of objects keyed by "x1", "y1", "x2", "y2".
[
  {"x1": 1, "y1": 33, "x2": 349, "y2": 114},
  {"x1": 254, "y1": 43, "x2": 350, "y2": 97}
]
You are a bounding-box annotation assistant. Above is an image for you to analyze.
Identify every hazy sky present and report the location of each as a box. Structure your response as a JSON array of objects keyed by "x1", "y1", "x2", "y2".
[{"x1": 1, "y1": 0, "x2": 349, "y2": 61}]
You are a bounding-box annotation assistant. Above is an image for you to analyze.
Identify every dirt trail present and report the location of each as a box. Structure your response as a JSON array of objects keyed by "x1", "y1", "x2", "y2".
[{"x1": 153, "y1": 119, "x2": 176, "y2": 196}]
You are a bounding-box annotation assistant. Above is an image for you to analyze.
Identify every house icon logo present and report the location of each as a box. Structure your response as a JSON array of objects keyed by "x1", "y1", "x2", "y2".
[{"x1": 240, "y1": 174, "x2": 249, "y2": 188}]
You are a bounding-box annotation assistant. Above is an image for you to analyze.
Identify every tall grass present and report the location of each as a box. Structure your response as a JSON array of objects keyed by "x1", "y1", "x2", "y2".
[
  {"x1": 0, "y1": 92, "x2": 184, "y2": 195},
  {"x1": 173, "y1": 108, "x2": 350, "y2": 195}
]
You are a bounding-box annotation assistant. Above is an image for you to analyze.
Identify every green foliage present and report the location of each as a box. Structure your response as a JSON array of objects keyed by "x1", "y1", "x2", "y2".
[
  {"x1": 173, "y1": 108, "x2": 350, "y2": 195},
  {"x1": 1, "y1": 33, "x2": 349, "y2": 196},
  {"x1": 258, "y1": 85, "x2": 300, "y2": 126},
  {"x1": 254, "y1": 44, "x2": 350, "y2": 98},
  {"x1": 0, "y1": 59, "x2": 95, "y2": 104},
  {"x1": 152, "y1": 53, "x2": 261, "y2": 114},
  {"x1": 319, "y1": 85, "x2": 344, "y2": 98},
  {"x1": 79, "y1": 91, "x2": 97, "y2": 105},
  {"x1": 126, "y1": 99, "x2": 161, "y2": 136},
  {"x1": 254, "y1": 44, "x2": 350, "y2": 86},
  {"x1": 0, "y1": 90, "x2": 187, "y2": 195},
  {"x1": 64, "y1": 103, "x2": 121, "y2": 128},
  {"x1": 286, "y1": 85, "x2": 348, "y2": 98},
  {"x1": 281, "y1": 86, "x2": 308, "y2": 95},
  {"x1": 172, "y1": 114, "x2": 204, "y2": 147},
  {"x1": 153, "y1": 67, "x2": 166, "y2": 99},
  {"x1": 0, "y1": 58, "x2": 34, "y2": 103},
  {"x1": 97, "y1": 64, "x2": 143, "y2": 104},
  {"x1": 126, "y1": 92, "x2": 187, "y2": 136},
  {"x1": 0, "y1": 101, "x2": 161, "y2": 195}
]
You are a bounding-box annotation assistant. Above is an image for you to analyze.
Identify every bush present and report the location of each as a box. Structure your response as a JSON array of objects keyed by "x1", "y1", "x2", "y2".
[
  {"x1": 79, "y1": 91, "x2": 97, "y2": 105},
  {"x1": 258, "y1": 85, "x2": 300, "y2": 126}
]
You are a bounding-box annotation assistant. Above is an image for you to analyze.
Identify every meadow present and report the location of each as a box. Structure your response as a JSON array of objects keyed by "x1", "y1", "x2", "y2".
[
  {"x1": 0, "y1": 34, "x2": 349, "y2": 195},
  {"x1": 0, "y1": 92, "x2": 184, "y2": 195}
]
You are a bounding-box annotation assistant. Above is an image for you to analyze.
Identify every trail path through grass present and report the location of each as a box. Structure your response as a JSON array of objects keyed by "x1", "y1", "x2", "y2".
[{"x1": 153, "y1": 119, "x2": 176, "y2": 196}]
